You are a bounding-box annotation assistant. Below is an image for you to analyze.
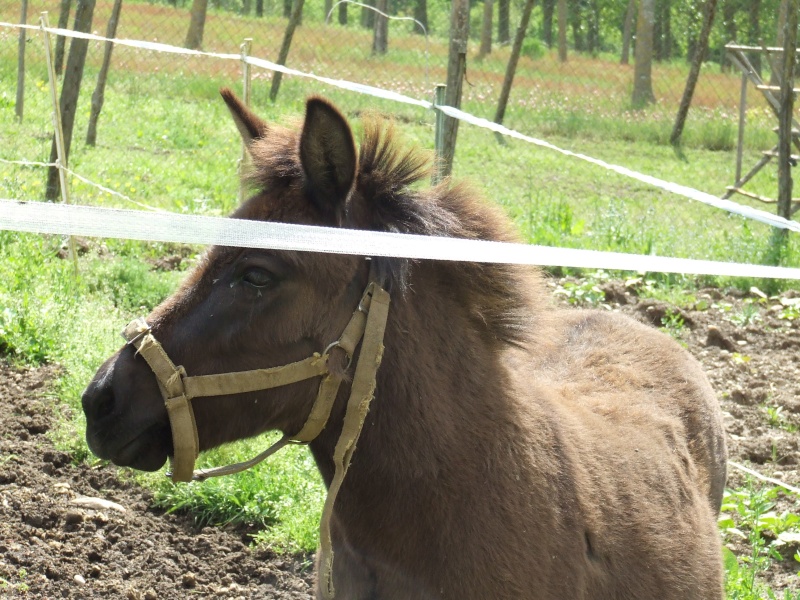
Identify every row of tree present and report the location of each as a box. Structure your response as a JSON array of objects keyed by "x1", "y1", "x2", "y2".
[{"x1": 181, "y1": 0, "x2": 789, "y2": 68}]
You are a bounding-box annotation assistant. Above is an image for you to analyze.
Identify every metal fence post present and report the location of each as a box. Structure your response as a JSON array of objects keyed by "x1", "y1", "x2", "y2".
[{"x1": 432, "y1": 83, "x2": 446, "y2": 186}]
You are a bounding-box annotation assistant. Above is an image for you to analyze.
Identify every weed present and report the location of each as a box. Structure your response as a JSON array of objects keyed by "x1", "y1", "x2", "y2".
[
  {"x1": 720, "y1": 482, "x2": 800, "y2": 599},
  {"x1": 730, "y1": 301, "x2": 763, "y2": 327},
  {"x1": 659, "y1": 310, "x2": 686, "y2": 340}
]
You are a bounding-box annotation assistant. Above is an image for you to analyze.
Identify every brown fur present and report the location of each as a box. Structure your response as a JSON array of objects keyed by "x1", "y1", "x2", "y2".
[{"x1": 82, "y1": 90, "x2": 727, "y2": 599}]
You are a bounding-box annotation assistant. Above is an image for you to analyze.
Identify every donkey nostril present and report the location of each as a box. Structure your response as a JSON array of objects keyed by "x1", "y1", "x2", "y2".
[{"x1": 82, "y1": 384, "x2": 115, "y2": 422}]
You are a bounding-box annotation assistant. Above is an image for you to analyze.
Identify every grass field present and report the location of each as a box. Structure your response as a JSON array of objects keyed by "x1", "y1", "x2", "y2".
[{"x1": 1, "y1": 3, "x2": 799, "y2": 597}]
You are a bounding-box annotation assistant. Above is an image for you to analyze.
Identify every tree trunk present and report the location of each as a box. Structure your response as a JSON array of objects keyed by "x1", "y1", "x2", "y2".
[
  {"x1": 747, "y1": 0, "x2": 761, "y2": 75},
  {"x1": 324, "y1": 0, "x2": 332, "y2": 20},
  {"x1": 557, "y1": 0, "x2": 567, "y2": 61},
  {"x1": 654, "y1": 0, "x2": 672, "y2": 60},
  {"x1": 338, "y1": 1, "x2": 347, "y2": 24},
  {"x1": 478, "y1": 0, "x2": 493, "y2": 58},
  {"x1": 498, "y1": 0, "x2": 510, "y2": 44},
  {"x1": 413, "y1": 0, "x2": 427, "y2": 33},
  {"x1": 16, "y1": 0, "x2": 27, "y2": 121},
  {"x1": 771, "y1": 0, "x2": 789, "y2": 85},
  {"x1": 669, "y1": 0, "x2": 718, "y2": 144},
  {"x1": 46, "y1": 0, "x2": 96, "y2": 201},
  {"x1": 256, "y1": 0, "x2": 263, "y2": 17},
  {"x1": 184, "y1": 0, "x2": 208, "y2": 49},
  {"x1": 570, "y1": 2, "x2": 585, "y2": 52},
  {"x1": 270, "y1": 0, "x2": 305, "y2": 101},
  {"x1": 242, "y1": 0, "x2": 251, "y2": 15},
  {"x1": 661, "y1": 0, "x2": 672, "y2": 59},
  {"x1": 542, "y1": 0, "x2": 555, "y2": 47},
  {"x1": 372, "y1": 0, "x2": 388, "y2": 54},
  {"x1": 54, "y1": 0, "x2": 72, "y2": 76},
  {"x1": 621, "y1": 0, "x2": 636, "y2": 64},
  {"x1": 631, "y1": 0, "x2": 656, "y2": 107},
  {"x1": 86, "y1": 0, "x2": 123, "y2": 146},
  {"x1": 587, "y1": 0, "x2": 600, "y2": 55},
  {"x1": 721, "y1": 0, "x2": 736, "y2": 71},
  {"x1": 440, "y1": 0, "x2": 469, "y2": 179},
  {"x1": 361, "y1": 0, "x2": 375, "y2": 29},
  {"x1": 494, "y1": 0, "x2": 536, "y2": 127},
  {"x1": 283, "y1": 0, "x2": 291, "y2": 18}
]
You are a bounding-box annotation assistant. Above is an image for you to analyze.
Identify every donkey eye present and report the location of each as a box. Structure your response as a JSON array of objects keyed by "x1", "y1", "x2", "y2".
[{"x1": 241, "y1": 268, "x2": 275, "y2": 289}]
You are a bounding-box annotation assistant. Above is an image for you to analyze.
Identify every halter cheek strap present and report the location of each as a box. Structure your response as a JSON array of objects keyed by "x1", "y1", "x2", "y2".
[
  {"x1": 122, "y1": 280, "x2": 390, "y2": 600},
  {"x1": 121, "y1": 281, "x2": 387, "y2": 484}
]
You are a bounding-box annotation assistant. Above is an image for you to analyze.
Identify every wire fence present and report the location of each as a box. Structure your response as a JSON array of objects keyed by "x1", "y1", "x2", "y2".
[{"x1": 0, "y1": 0, "x2": 790, "y2": 149}]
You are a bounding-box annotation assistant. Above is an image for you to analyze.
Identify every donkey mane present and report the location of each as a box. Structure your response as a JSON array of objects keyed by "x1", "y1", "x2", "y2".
[{"x1": 244, "y1": 109, "x2": 547, "y2": 347}]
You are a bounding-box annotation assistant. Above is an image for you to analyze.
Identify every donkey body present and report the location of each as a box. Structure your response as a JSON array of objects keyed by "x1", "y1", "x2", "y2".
[{"x1": 82, "y1": 91, "x2": 726, "y2": 600}]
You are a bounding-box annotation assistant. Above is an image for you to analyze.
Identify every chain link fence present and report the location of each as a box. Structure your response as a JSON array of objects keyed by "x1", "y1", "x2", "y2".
[{"x1": 0, "y1": 0, "x2": 791, "y2": 151}]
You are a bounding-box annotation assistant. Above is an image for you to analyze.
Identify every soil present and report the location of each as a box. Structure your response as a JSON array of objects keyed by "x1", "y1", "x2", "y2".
[{"x1": 1, "y1": 278, "x2": 799, "y2": 598}]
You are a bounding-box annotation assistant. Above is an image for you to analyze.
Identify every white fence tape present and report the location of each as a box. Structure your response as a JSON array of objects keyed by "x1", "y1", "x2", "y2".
[
  {"x1": 3, "y1": 200, "x2": 800, "y2": 280},
  {"x1": 2, "y1": 21, "x2": 798, "y2": 233}
]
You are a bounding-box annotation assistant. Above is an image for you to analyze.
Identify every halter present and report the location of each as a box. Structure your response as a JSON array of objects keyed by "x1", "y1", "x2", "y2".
[{"x1": 121, "y1": 277, "x2": 391, "y2": 599}]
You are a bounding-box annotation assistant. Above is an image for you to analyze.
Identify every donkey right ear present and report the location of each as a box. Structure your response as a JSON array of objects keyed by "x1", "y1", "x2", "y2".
[{"x1": 220, "y1": 88, "x2": 268, "y2": 146}]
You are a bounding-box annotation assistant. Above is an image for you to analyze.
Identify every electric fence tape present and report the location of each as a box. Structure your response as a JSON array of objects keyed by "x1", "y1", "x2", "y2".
[{"x1": 3, "y1": 200, "x2": 800, "y2": 280}]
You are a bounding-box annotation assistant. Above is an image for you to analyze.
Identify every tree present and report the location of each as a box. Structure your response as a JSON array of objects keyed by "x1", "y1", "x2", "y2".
[
  {"x1": 478, "y1": 0, "x2": 493, "y2": 58},
  {"x1": 361, "y1": 0, "x2": 375, "y2": 29},
  {"x1": 621, "y1": 0, "x2": 636, "y2": 64},
  {"x1": 542, "y1": 0, "x2": 555, "y2": 47},
  {"x1": 720, "y1": 0, "x2": 737, "y2": 71},
  {"x1": 557, "y1": 0, "x2": 568, "y2": 62},
  {"x1": 184, "y1": 0, "x2": 208, "y2": 49},
  {"x1": 494, "y1": 0, "x2": 536, "y2": 128},
  {"x1": 46, "y1": 0, "x2": 97, "y2": 200},
  {"x1": 670, "y1": 0, "x2": 718, "y2": 144},
  {"x1": 54, "y1": 0, "x2": 72, "y2": 76},
  {"x1": 771, "y1": 0, "x2": 789, "y2": 85},
  {"x1": 631, "y1": 0, "x2": 656, "y2": 107},
  {"x1": 86, "y1": 0, "x2": 123, "y2": 146},
  {"x1": 498, "y1": 0, "x2": 510, "y2": 44},
  {"x1": 747, "y1": 0, "x2": 761, "y2": 75},
  {"x1": 338, "y1": 1, "x2": 347, "y2": 24},
  {"x1": 270, "y1": 0, "x2": 305, "y2": 101},
  {"x1": 373, "y1": 0, "x2": 388, "y2": 54},
  {"x1": 413, "y1": 0, "x2": 428, "y2": 33}
]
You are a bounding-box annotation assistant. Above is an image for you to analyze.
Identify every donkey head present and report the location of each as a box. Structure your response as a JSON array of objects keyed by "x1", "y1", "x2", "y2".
[{"x1": 82, "y1": 92, "x2": 373, "y2": 473}]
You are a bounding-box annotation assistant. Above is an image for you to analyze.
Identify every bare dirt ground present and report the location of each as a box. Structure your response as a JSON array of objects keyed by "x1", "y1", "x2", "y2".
[{"x1": 1, "y1": 278, "x2": 799, "y2": 598}]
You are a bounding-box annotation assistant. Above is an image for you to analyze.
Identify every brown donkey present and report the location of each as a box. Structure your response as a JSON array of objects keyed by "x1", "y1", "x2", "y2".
[{"x1": 82, "y1": 90, "x2": 727, "y2": 599}]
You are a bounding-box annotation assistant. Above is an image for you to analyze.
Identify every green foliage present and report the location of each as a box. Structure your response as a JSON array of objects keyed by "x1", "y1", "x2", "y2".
[
  {"x1": 720, "y1": 482, "x2": 800, "y2": 599},
  {"x1": 148, "y1": 438, "x2": 324, "y2": 553}
]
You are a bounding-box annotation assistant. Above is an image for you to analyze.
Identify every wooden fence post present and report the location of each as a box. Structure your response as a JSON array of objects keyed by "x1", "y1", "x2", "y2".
[
  {"x1": 776, "y1": 0, "x2": 798, "y2": 226},
  {"x1": 41, "y1": 12, "x2": 78, "y2": 274},
  {"x1": 440, "y1": 0, "x2": 469, "y2": 180},
  {"x1": 239, "y1": 38, "x2": 253, "y2": 204},
  {"x1": 45, "y1": 0, "x2": 96, "y2": 201},
  {"x1": 432, "y1": 83, "x2": 446, "y2": 185}
]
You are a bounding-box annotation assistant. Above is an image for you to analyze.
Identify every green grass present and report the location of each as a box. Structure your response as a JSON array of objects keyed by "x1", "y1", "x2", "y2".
[{"x1": 720, "y1": 482, "x2": 800, "y2": 599}]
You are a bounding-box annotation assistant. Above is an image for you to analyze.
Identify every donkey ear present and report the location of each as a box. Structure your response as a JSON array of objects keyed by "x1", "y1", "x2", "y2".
[
  {"x1": 299, "y1": 97, "x2": 357, "y2": 221},
  {"x1": 220, "y1": 87, "x2": 267, "y2": 146}
]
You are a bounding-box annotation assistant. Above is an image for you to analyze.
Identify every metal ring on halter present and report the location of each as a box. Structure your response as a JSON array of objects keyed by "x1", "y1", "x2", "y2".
[{"x1": 324, "y1": 341, "x2": 354, "y2": 371}]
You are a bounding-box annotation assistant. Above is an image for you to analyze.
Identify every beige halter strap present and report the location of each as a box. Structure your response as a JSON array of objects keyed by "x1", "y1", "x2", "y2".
[{"x1": 121, "y1": 280, "x2": 388, "y2": 485}]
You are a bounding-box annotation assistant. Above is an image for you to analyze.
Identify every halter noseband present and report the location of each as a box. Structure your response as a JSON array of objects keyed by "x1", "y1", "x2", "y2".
[{"x1": 121, "y1": 279, "x2": 390, "y2": 483}]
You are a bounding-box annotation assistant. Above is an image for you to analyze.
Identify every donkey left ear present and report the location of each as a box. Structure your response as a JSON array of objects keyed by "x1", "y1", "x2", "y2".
[
  {"x1": 220, "y1": 87, "x2": 268, "y2": 147},
  {"x1": 299, "y1": 97, "x2": 357, "y2": 221}
]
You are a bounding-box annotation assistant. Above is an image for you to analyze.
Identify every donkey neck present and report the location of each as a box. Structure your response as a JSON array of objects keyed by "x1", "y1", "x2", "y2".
[{"x1": 309, "y1": 263, "x2": 532, "y2": 487}]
